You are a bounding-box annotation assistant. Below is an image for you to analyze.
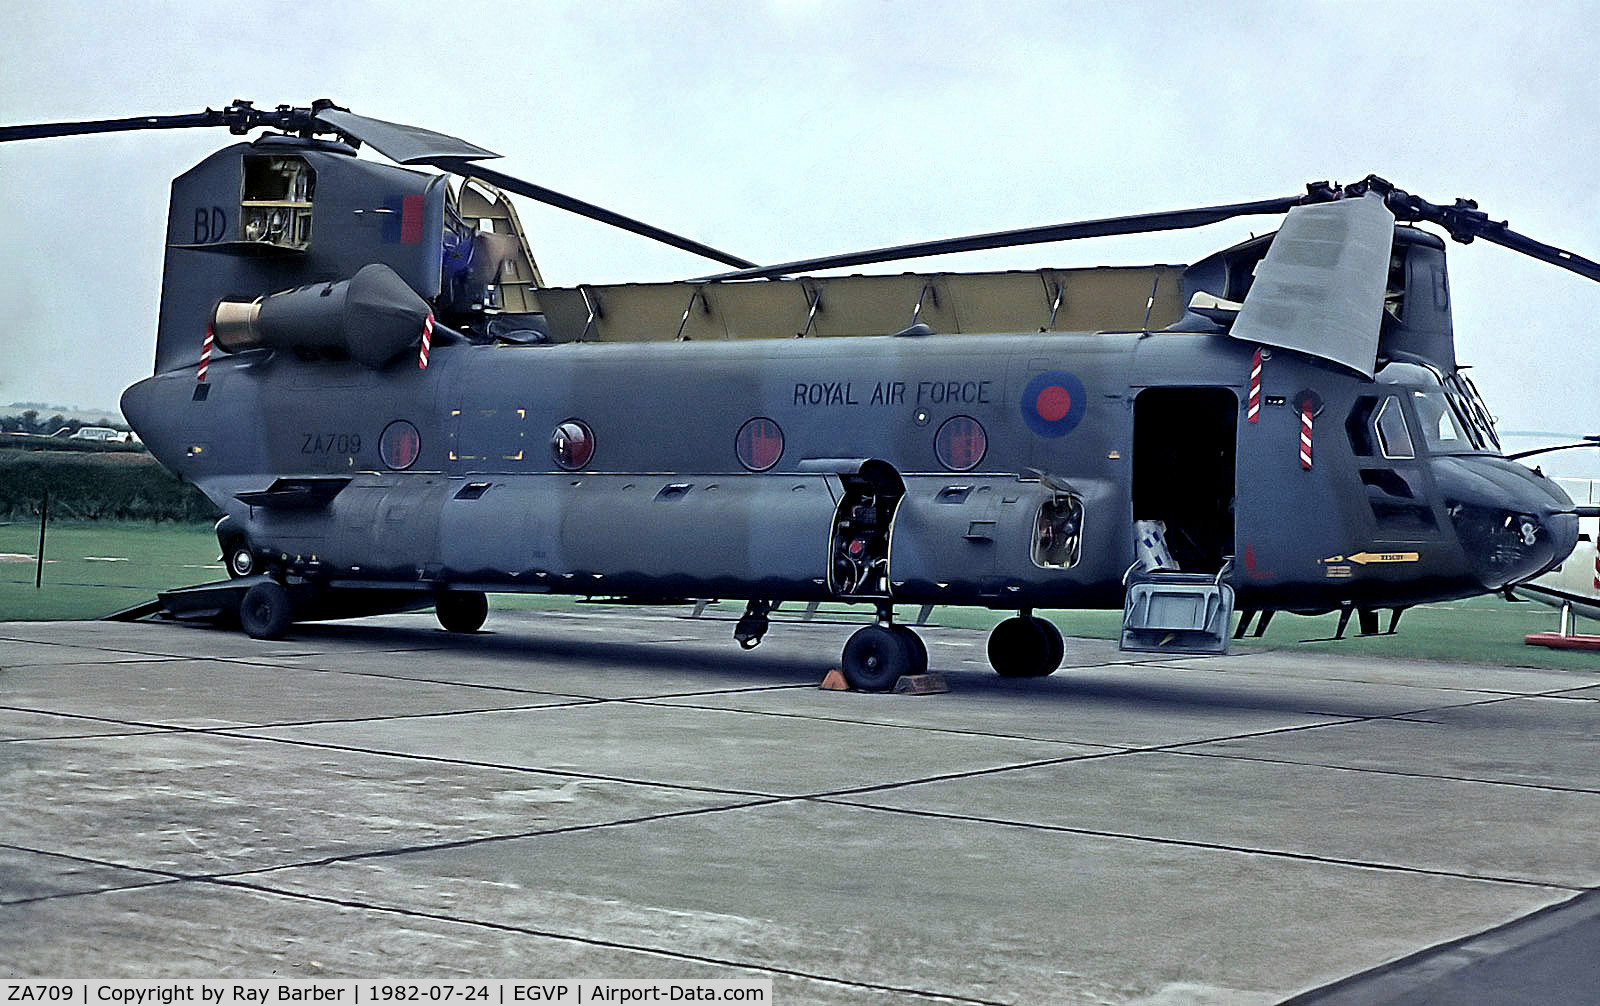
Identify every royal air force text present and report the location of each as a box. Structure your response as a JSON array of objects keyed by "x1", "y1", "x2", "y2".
[{"x1": 792, "y1": 380, "x2": 993, "y2": 408}]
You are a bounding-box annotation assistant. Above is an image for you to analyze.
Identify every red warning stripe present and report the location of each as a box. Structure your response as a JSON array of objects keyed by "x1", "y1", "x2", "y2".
[
  {"x1": 1299, "y1": 400, "x2": 1313, "y2": 469},
  {"x1": 198, "y1": 324, "x2": 213, "y2": 383},
  {"x1": 1247, "y1": 348, "x2": 1262, "y2": 423},
  {"x1": 418, "y1": 313, "x2": 434, "y2": 370}
]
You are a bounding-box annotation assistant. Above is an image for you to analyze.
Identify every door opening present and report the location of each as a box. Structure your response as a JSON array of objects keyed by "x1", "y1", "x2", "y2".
[{"x1": 1132, "y1": 387, "x2": 1237, "y2": 573}]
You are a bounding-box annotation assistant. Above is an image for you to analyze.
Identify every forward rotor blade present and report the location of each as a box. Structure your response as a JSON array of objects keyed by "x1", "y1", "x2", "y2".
[
  {"x1": 1472, "y1": 225, "x2": 1600, "y2": 283},
  {"x1": 436, "y1": 158, "x2": 758, "y2": 270},
  {"x1": 695, "y1": 194, "x2": 1308, "y2": 282},
  {"x1": 1350, "y1": 176, "x2": 1600, "y2": 284}
]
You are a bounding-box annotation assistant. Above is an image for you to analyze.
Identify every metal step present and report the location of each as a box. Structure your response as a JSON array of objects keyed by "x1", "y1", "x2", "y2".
[{"x1": 1121, "y1": 569, "x2": 1235, "y2": 655}]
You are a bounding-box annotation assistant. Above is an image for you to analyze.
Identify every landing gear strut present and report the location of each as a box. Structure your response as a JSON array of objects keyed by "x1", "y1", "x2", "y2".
[
  {"x1": 840, "y1": 607, "x2": 929, "y2": 692},
  {"x1": 988, "y1": 612, "x2": 1064, "y2": 678}
]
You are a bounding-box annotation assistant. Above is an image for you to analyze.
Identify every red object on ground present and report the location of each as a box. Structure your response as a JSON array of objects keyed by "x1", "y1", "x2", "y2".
[{"x1": 1524, "y1": 632, "x2": 1600, "y2": 651}]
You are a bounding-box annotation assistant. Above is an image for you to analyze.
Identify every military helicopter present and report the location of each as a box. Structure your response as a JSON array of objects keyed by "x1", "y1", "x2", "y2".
[{"x1": 4, "y1": 100, "x2": 1595, "y2": 690}]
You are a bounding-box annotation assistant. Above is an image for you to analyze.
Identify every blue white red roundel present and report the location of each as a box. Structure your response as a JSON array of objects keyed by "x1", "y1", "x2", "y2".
[{"x1": 1021, "y1": 370, "x2": 1087, "y2": 438}]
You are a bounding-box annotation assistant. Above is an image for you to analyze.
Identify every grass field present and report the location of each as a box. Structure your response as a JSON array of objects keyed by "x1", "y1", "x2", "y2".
[{"x1": 1, "y1": 520, "x2": 1595, "y2": 670}]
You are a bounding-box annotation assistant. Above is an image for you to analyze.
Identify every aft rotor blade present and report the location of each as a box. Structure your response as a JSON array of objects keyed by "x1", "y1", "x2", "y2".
[
  {"x1": 436, "y1": 158, "x2": 759, "y2": 270},
  {"x1": 0, "y1": 110, "x2": 230, "y2": 143},
  {"x1": 312, "y1": 108, "x2": 499, "y2": 164},
  {"x1": 695, "y1": 194, "x2": 1307, "y2": 282}
]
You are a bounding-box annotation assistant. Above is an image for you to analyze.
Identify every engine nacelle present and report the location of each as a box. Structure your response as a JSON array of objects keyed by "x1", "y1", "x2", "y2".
[{"x1": 211, "y1": 263, "x2": 431, "y2": 368}]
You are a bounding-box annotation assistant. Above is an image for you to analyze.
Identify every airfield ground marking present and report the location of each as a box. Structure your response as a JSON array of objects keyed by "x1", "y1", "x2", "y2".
[
  {"x1": 10, "y1": 654, "x2": 1597, "y2": 998},
  {"x1": 200, "y1": 877, "x2": 1020, "y2": 1006},
  {"x1": 0, "y1": 844, "x2": 1010, "y2": 1006},
  {"x1": 804, "y1": 801, "x2": 1579, "y2": 893},
  {"x1": 11, "y1": 684, "x2": 1592, "y2": 891}
]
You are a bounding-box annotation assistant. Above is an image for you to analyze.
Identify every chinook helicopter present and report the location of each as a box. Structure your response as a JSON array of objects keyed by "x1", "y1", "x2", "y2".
[{"x1": 4, "y1": 100, "x2": 1595, "y2": 690}]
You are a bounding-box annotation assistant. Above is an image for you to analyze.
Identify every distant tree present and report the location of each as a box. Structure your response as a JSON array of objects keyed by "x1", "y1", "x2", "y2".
[{"x1": 20, "y1": 410, "x2": 39, "y2": 434}]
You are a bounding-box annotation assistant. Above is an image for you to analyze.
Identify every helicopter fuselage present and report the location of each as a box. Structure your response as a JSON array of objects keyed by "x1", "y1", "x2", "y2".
[{"x1": 120, "y1": 324, "x2": 1576, "y2": 618}]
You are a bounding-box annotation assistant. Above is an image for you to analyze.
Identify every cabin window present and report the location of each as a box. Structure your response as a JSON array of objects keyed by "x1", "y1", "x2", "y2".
[
  {"x1": 935, "y1": 416, "x2": 987, "y2": 471},
  {"x1": 1374, "y1": 397, "x2": 1415, "y2": 459},
  {"x1": 1032, "y1": 493, "x2": 1084, "y2": 568},
  {"x1": 380, "y1": 420, "x2": 420, "y2": 470},
  {"x1": 551, "y1": 420, "x2": 594, "y2": 470},
  {"x1": 735, "y1": 417, "x2": 784, "y2": 472}
]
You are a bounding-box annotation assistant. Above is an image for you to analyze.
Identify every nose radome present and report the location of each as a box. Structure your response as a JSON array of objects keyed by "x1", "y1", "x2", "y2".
[{"x1": 1431, "y1": 456, "x2": 1580, "y2": 590}]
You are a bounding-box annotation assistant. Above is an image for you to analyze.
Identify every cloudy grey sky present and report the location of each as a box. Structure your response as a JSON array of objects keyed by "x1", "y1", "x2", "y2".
[{"x1": 2, "y1": 0, "x2": 1595, "y2": 442}]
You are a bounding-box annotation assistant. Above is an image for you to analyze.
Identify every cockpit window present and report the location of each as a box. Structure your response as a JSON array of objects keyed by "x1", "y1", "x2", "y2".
[
  {"x1": 1374, "y1": 397, "x2": 1415, "y2": 459},
  {"x1": 1377, "y1": 359, "x2": 1501, "y2": 456},
  {"x1": 1411, "y1": 391, "x2": 1466, "y2": 451},
  {"x1": 1450, "y1": 372, "x2": 1502, "y2": 452}
]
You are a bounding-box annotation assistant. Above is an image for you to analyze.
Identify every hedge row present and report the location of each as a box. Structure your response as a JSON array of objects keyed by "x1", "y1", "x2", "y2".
[
  {"x1": 0, "y1": 450, "x2": 220, "y2": 522},
  {"x1": 0, "y1": 433, "x2": 144, "y2": 453}
]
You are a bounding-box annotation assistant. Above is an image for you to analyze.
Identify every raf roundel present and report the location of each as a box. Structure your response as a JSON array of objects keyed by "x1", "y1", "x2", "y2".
[{"x1": 1021, "y1": 370, "x2": 1088, "y2": 438}]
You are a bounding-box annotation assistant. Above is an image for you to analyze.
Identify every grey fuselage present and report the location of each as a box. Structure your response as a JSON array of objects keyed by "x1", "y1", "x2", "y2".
[{"x1": 121, "y1": 324, "x2": 1576, "y2": 615}]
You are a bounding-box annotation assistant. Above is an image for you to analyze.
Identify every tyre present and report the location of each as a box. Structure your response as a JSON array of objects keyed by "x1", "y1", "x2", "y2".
[
  {"x1": 988, "y1": 615, "x2": 1061, "y2": 678},
  {"x1": 841, "y1": 624, "x2": 913, "y2": 692},
  {"x1": 436, "y1": 590, "x2": 489, "y2": 633},
  {"x1": 1034, "y1": 617, "x2": 1064, "y2": 677},
  {"x1": 891, "y1": 624, "x2": 929, "y2": 676},
  {"x1": 239, "y1": 580, "x2": 293, "y2": 640}
]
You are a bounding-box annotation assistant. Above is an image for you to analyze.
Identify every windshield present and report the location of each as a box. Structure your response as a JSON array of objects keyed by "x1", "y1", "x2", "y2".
[
  {"x1": 1410, "y1": 391, "x2": 1468, "y2": 451},
  {"x1": 1378, "y1": 360, "x2": 1502, "y2": 455},
  {"x1": 1447, "y1": 372, "x2": 1502, "y2": 452}
]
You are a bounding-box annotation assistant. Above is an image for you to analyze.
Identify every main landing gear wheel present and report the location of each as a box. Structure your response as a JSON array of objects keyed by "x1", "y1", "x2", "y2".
[
  {"x1": 436, "y1": 590, "x2": 489, "y2": 633},
  {"x1": 239, "y1": 580, "x2": 293, "y2": 640},
  {"x1": 841, "y1": 623, "x2": 926, "y2": 692},
  {"x1": 988, "y1": 615, "x2": 1064, "y2": 678},
  {"x1": 891, "y1": 624, "x2": 929, "y2": 676}
]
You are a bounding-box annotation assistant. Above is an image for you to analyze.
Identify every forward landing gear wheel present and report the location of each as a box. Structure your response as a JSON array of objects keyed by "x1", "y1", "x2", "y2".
[
  {"x1": 988, "y1": 615, "x2": 1064, "y2": 678},
  {"x1": 436, "y1": 591, "x2": 489, "y2": 633},
  {"x1": 239, "y1": 580, "x2": 293, "y2": 640},
  {"x1": 841, "y1": 624, "x2": 915, "y2": 692},
  {"x1": 891, "y1": 624, "x2": 929, "y2": 676},
  {"x1": 224, "y1": 539, "x2": 254, "y2": 578}
]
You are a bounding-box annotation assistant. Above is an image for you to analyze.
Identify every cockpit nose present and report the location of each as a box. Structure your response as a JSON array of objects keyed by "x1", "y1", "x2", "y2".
[{"x1": 1430, "y1": 455, "x2": 1580, "y2": 590}]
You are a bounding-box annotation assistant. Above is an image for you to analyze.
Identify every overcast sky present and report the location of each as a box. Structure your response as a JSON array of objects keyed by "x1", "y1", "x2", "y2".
[{"x1": 2, "y1": 0, "x2": 1595, "y2": 449}]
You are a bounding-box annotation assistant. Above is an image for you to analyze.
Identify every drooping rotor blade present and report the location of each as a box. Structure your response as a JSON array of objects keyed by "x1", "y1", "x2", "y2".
[
  {"x1": 435, "y1": 158, "x2": 759, "y2": 270},
  {"x1": 1470, "y1": 226, "x2": 1600, "y2": 283},
  {"x1": 694, "y1": 194, "x2": 1310, "y2": 282},
  {"x1": 1506, "y1": 435, "x2": 1600, "y2": 463},
  {"x1": 1230, "y1": 192, "x2": 1395, "y2": 378},
  {"x1": 312, "y1": 108, "x2": 499, "y2": 164},
  {"x1": 0, "y1": 109, "x2": 235, "y2": 143}
]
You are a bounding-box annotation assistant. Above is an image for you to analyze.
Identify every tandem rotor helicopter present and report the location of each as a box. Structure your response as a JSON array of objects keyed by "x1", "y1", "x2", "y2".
[{"x1": 5, "y1": 99, "x2": 1597, "y2": 690}]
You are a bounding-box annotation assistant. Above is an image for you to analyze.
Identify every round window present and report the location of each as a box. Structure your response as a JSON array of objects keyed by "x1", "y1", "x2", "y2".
[
  {"x1": 735, "y1": 417, "x2": 784, "y2": 472},
  {"x1": 935, "y1": 415, "x2": 987, "y2": 471},
  {"x1": 379, "y1": 420, "x2": 420, "y2": 470},
  {"x1": 551, "y1": 420, "x2": 594, "y2": 470}
]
